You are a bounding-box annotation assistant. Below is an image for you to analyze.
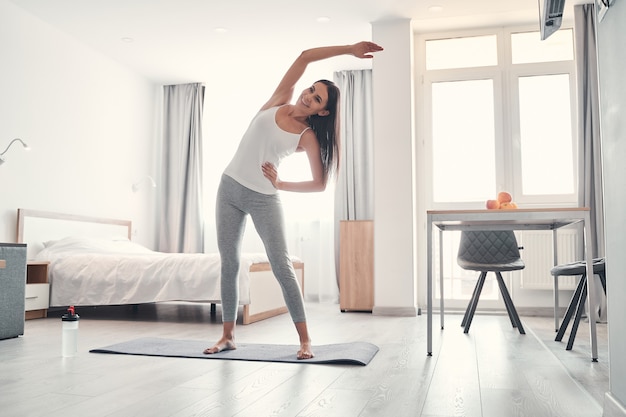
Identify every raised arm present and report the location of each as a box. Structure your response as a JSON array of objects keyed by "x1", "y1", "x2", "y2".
[{"x1": 261, "y1": 42, "x2": 384, "y2": 111}]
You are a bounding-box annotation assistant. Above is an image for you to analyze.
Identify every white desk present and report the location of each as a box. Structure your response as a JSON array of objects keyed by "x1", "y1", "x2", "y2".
[{"x1": 426, "y1": 208, "x2": 599, "y2": 361}]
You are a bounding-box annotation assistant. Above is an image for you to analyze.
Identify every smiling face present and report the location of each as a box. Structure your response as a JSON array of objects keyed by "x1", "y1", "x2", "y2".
[{"x1": 297, "y1": 82, "x2": 330, "y2": 116}]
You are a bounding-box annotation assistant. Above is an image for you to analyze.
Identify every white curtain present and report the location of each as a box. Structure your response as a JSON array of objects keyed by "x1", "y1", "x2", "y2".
[
  {"x1": 574, "y1": 4, "x2": 606, "y2": 321},
  {"x1": 158, "y1": 83, "x2": 205, "y2": 253}
]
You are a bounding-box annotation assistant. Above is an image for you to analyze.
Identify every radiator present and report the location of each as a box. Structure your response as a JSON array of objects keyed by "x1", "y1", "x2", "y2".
[{"x1": 517, "y1": 230, "x2": 579, "y2": 290}]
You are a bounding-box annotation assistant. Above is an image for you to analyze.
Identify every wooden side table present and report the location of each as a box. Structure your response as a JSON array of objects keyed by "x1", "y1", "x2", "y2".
[
  {"x1": 25, "y1": 261, "x2": 50, "y2": 320},
  {"x1": 339, "y1": 220, "x2": 374, "y2": 312}
]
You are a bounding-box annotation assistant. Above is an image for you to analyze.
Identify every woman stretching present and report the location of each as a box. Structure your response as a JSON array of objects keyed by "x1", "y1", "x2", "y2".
[{"x1": 204, "y1": 41, "x2": 384, "y2": 359}]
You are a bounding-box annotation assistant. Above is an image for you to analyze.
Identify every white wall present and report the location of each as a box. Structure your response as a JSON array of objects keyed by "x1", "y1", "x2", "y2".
[
  {"x1": 371, "y1": 19, "x2": 418, "y2": 316},
  {"x1": 595, "y1": 1, "x2": 626, "y2": 415},
  {"x1": 0, "y1": 0, "x2": 160, "y2": 248}
]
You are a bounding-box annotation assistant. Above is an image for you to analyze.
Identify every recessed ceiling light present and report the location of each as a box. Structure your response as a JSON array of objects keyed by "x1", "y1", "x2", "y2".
[
  {"x1": 121, "y1": 37, "x2": 134, "y2": 43},
  {"x1": 214, "y1": 27, "x2": 228, "y2": 34},
  {"x1": 317, "y1": 16, "x2": 331, "y2": 23},
  {"x1": 428, "y1": 5, "x2": 444, "y2": 13}
]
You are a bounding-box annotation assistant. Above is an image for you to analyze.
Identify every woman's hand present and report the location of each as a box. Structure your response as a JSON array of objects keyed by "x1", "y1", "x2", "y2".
[
  {"x1": 351, "y1": 41, "x2": 384, "y2": 59},
  {"x1": 262, "y1": 162, "x2": 281, "y2": 190}
]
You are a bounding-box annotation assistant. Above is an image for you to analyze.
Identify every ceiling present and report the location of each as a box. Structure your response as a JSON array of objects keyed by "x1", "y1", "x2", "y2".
[{"x1": 8, "y1": 0, "x2": 588, "y2": 84}]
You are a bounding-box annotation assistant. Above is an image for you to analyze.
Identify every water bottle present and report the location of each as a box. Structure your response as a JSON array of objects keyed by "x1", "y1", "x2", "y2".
[{"x1": 62, "y1": 306, "x2": 79, "y2": 357}]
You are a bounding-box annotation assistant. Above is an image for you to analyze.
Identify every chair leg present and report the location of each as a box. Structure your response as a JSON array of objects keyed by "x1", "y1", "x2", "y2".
[
  {"x1": 462, "y1": 272, "x2": 485, "y2": 327},
  {"x1": 495, "y1": 272, "x2": 517, "y2": 329},
  {"x1": 495, "y1": 272, "x2": 525, "y2": 334},
  {"x1": 463, "y1": 272, "x2": 487, "y2": 334},
  {"x1": 566, "y1": 280, "x2": 588, "y2": 350},
  {"x1": 555, "y1": 274, "x2": 586, "y2": 342},
  {"x1": 597, "y1": 272, "x2": 607, "y2": 320},
  {"x1": 598, "y1": 272, "x2": 607, "y2": 295}
]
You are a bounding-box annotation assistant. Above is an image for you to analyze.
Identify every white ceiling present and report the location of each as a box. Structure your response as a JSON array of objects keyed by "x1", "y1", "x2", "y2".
[{"x1": 8, "y1": 0, "x2": 589, "y2": 84}]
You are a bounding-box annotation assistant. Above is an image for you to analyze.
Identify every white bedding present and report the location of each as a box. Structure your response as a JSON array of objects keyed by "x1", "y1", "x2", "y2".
[{"x1": 35, "y1": 236, "x2": 275, "y2": 307}]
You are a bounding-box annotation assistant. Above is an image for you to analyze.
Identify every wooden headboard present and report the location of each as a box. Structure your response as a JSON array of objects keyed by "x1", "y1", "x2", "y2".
[{"x1": 16, "y1": 208, "x2": 132, "y2": 259}]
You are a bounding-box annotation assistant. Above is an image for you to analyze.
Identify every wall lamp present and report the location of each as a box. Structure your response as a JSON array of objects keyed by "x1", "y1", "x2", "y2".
[
  {"x1": 132, "y1": 175, "x2": 157, "y2": 192},
  {"x1": 0, "y1": 138, "x2": 30, "y2": 165}
]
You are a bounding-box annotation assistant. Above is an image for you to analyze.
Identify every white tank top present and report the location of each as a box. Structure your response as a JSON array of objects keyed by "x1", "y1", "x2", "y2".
[{"x1": 224, "y1": 106, "x2": 309, "y2": 195}]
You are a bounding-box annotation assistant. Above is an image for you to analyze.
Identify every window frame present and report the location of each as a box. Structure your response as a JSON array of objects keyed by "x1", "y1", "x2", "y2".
[{"x1": 418, "y1": 26, "x2": 578, "y2": 211}]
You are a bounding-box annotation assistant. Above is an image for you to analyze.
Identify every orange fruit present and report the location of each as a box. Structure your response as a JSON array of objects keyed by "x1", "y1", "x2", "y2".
[
  {"x1": 486, "y1": 199, "x2": 500, "y2": 209},
  {"x1": 497, "y1": 192, "x2": 512, "y2": 203}
]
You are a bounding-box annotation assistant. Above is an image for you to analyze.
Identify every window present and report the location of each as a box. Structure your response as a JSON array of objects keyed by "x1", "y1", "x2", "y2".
[
  {"x1": 423, "y1": 28, "x2": 576, "y2": 208},
  {"x1": 419, "y1": 28, "x2": 577, "y2": 307},
  {"x1": 511, "y1": 30, "x2": 574, "y2": 64},
  {"x1": 518, "y1": 74, "x2": 575, "y2": 195},
  {"x1": 431, "y1": 79, "x2": 496, "y2": 203},
  {"x1": 426, "y1": 35, "x2": 497, "y2": 70}
]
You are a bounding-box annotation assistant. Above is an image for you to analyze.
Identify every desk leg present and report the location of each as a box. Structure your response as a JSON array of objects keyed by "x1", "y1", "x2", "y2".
[
  {"x1": 427, "y1": 215, "x2": 433, "y2": 356},
  {"x1": 553, "y1": 229, "x2": 560, "y2": 332},
  {"x1": 583, "y1": 215, "x2": 599, "y2": 361},
  {"x1": 439, "y1": 229, "x2": 444, "y2": 330}
]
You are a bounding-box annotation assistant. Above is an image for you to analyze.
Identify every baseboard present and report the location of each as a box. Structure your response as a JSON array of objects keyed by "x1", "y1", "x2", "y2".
[
  {"x1": 604, "y1": 392, "x2": 626, "y2": 417},
  {"x1": 372, "y1": 306, "x2": 418, "y2": 317}
]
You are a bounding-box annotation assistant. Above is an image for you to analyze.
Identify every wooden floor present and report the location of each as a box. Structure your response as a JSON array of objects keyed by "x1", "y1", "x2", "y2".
[{"x1": 0, "y1": 302, "x2": 608, "y2": 417}]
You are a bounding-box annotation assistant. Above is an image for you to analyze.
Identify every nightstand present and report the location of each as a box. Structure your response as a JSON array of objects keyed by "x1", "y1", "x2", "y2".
[{"x1": 25, "y1": 261, "x2": 50, "y2": 320}]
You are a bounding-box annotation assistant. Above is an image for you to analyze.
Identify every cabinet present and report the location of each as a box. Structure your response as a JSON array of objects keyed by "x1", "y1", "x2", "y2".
[
  {"x1": 339, "y1": 220, "x2": 374, "y2": 312},
  {"x1": 0, "y1": 243, "x2": 27, "y2": 339},
  {"x1": 25, "y1": 261, "x2": 50, "y2": 320}
]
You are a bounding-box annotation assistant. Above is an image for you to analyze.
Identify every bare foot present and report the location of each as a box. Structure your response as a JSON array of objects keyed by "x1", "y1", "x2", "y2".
[
  {"x1": 297, "y1": 342, "x2": 314, "y2": 360},
  {"x1": 203, "y1": 338, "x2": 236, "y2": 354}
]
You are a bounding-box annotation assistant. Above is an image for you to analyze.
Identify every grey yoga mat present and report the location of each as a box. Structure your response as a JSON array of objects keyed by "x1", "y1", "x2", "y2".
[{"x1": 90, "y1": 337, "x2": 379, "y2": 366}]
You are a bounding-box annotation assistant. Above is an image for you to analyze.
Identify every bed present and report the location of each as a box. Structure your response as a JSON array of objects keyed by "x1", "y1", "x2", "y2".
[{"x1": 16, "y1": 208, "x2": 304, "y2": 324}]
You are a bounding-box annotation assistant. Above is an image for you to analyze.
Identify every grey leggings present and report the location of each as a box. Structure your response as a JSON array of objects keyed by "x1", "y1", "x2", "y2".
[{"x1": 216, "y1": 174, "x2": 306, "y2": 323}]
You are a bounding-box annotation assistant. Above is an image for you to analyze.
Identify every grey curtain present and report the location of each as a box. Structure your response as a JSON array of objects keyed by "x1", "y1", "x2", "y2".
[
  {"x1": 158, "y1": 83, "x2": 205, "y2": 253},
  {"x1": 574, "y1": 4, "x2": 606, "y2": 319},
  {"x1": 333, "y1": 69, "x2": 375, "y2": 221}
]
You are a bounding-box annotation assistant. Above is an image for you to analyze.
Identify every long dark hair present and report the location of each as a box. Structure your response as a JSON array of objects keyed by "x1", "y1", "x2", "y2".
[{"x1": 307, "y1": 79, "x2": 340, "y2": 180}]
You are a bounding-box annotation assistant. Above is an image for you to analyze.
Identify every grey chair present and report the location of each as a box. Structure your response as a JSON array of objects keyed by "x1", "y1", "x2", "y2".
[
  {"x1": 457, "y1": 230, "x2": 526, "y2": 334},
  {"x1": 551, "y1": 257, "x2": 606, "y2": 350}
]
